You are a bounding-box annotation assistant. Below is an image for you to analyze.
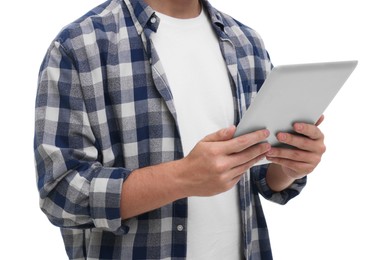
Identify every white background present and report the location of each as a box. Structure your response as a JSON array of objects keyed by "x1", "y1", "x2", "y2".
[{"x1": 1, "y1": 0, "x2": 389, "y2": 259}]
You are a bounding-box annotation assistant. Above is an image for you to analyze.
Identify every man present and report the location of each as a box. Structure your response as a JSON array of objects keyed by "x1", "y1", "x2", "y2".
[{"x1": 34, "y1": 0, "x2": 326, "y2": 259}]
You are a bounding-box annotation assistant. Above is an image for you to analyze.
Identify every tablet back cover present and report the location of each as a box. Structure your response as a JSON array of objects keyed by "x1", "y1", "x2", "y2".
[{"x1": 235, "y1": 60, "x2": 358, "y2": 165}]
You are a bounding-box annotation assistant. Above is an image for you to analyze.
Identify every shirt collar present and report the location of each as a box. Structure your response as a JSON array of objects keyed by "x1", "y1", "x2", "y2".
[
  {"x1": 202, "y1": 0, "x2": 226, "y2": 32},
  {"x1": 123, "y1": 0, "x2": 227, "y2": 36},
  {"x1": 124, "y1": 0, "x2": 159, "y2": 35}
]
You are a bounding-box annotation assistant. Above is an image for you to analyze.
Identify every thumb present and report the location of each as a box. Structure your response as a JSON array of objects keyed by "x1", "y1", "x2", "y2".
[
  {"x1": 315, "y1": 114, "x2": 325, "y2": 126},
  {"x1": 202, "y1": 125, "x2": 236, "y2": 142}
]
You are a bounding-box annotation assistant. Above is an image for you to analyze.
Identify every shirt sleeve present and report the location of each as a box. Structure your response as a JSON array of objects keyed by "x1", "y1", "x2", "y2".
[
  {"x1": 34, "y1": 41, "x2": 131, "y2": 235},
  {"x1": 250, "y1": 165, "x2": 307, "y2": 205}
]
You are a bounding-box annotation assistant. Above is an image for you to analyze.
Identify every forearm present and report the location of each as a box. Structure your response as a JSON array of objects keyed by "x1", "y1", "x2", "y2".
[
  {"x1": 122, "y1": 157, "x2": 296, "y2": 221},
  {"x1": 120, "y1": 159, "x2": 188, "y2": 220},
  {"x1": 120, "y1": 126, "x2": 276, "y2": 219},
  {"x1": 265, "y1": 163, "x2": 296, "y2": 192},
  {"x1": 120, "y1": 127, "x2": 272, "y2": 219}
]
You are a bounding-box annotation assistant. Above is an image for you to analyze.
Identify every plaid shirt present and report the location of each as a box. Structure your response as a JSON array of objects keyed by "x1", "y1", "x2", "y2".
[{"x1": 34, "y1": 0, "x2": 307, "y2": 259}]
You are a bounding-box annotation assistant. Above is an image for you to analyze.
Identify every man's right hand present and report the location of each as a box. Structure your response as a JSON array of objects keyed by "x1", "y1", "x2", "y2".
[
  {"x1": 178, "y1": 126, "x2": 271, "y2": 197},
  {"x1": 121, "y1": 126, "x2": 270, "y2": 219}
]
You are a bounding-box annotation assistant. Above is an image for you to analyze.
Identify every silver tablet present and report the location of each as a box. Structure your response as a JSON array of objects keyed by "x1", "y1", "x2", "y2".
[{"x1": 234, "y1": 60, "x2": 358, "y2": 165}]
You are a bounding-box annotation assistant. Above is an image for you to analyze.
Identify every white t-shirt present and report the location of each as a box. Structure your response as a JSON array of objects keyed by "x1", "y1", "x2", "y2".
[{"x1": 150, "y1": 9, "x2": 242, "y2": 260}]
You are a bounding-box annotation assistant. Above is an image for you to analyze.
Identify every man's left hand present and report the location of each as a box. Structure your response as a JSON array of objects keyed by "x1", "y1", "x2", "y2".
[{"x1": 265, "y1": 115, "x2": 326, "y2": 180}]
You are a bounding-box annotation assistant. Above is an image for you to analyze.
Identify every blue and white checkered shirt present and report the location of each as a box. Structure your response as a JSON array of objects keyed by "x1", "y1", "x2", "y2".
[{"x1": 34, "y1": 0, "x2": 307, "y2": 259}]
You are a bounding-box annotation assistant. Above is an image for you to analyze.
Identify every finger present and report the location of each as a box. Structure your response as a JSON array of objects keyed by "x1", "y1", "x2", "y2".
[
  {"x1": 202, "y1": 125, "x2": 236, "y2": 142},
  {"x1": 315, "y1": 115, "x2": 325, "y2": 126},
  {"x1": 225, "y1": 129, "x2": 270, "y2": 154},
  {"x1": 229, "y1": 153, "x2": 267, "y2": 178},
  {"x1": 229, "y1": 142, "x2": 271, "y2": 167},
  {"x1": 276, "y1": 132, "x2": 312, "y2": 152},
  {"x1": 228, "y1": 168, "x2": 249, "y2": 187},
  {"x1": 277, "y1": 132, "x2": 324, "y2": 153},
  {"x1": 266, "y1": 147, "x2": 319, "y2": 164},
  {"x1": 266, "y1": 157, "x2": 314, "y2": 175},
  {"x1": 293, "y1": 122, "x2": 324, "y2": 140}
]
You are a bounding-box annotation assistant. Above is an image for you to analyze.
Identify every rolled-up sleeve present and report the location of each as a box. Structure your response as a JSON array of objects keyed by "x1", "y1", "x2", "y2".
[
  {"x1": 251, "y1": 165, "x2": 307, "y2": 205},
  {"x1": 34, "y1": 41, "x2": 130, "y2": 234}
]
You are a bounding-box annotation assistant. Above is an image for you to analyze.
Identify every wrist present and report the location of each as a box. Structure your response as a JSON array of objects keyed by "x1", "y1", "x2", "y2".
[
  {"x1": 120, "y1": 159, "x2": 189, "y2": 219},
  {"x1": 266, "y1": 163, "x2": 296, "y2": 192},
  {"x1": 166, "y1": 158, "x2": 192, "y2": 199}
]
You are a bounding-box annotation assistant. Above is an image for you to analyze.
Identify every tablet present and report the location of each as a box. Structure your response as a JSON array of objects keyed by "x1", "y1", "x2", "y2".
[{"x1": 234, "y1": 60, "x2": 358, "y2": 165}]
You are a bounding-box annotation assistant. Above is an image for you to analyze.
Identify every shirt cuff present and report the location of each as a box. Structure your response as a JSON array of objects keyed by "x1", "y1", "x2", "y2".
[
  {"x1": 89, "y1": 167, "x2": 131, "y2": 235},
  {"x1": 251, "y1": 164, "x2": 307, "y2": 205}
]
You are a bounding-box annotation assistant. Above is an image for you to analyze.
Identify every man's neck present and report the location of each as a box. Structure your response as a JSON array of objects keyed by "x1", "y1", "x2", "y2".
[{"x1": 144, "y1": 0, "x2": 201, "y2": 19}]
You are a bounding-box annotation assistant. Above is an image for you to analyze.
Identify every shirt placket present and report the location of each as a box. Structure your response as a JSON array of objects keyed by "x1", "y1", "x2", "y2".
[
  {"x1": 142, "y1": 15, "x2": 188, "y2": 259},
  {"x1": 216, "y1": 24, "x2": 252, "y2": 259}
]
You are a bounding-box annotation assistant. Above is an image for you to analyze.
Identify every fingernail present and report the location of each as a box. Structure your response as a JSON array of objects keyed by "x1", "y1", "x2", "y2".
[
  {"x1": 224, "y1": 125, "x2": 234, "y2": 135},
  {"x1": 278, "y1": 133, "x2": 287, "y2": 141},
  {"x1": 295, "y1": 123, "x2": 303, "y2": 131}
]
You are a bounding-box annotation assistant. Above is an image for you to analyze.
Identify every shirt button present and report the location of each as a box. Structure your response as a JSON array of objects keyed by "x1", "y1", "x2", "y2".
[
  {"x1": 150, "y1": 17, "x2": 157, "y2": 24},
  {"x1": 177, "y1": 225, "x2": 184, "y2": 231}
]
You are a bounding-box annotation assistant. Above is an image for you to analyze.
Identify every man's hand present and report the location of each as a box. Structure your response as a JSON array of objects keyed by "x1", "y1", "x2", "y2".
[
  {"x1": 265, "y1": 115, "x2": 326, "y2": 181},
  {"x1": 179, "y1": 126, "x2": 271, "y2": 197},
  {"x1": 121, "y1": 125, "x2": 270, "y2": 219}
]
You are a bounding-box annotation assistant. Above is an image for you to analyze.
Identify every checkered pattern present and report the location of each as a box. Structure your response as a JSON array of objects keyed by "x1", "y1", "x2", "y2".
[{"x1": 34, "y1": 0, "x2": 306, "y2": 259}]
